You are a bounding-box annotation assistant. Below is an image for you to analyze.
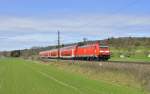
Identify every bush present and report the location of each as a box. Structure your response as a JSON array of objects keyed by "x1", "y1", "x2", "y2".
[{"x1": 11, "y1": 50, "x2": 21, "y2": 57}]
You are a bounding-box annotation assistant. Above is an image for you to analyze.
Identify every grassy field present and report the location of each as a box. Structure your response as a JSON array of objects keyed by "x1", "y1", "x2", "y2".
[
  {"x1": 0, "y1": 58, "x2": 148, "y2": 94},
  {"x1": 110, "y1": 46, "x2": 150, "y2": 62},
  {"x1": 110, "y1": 57, "x2": 150, "y2": 62}
]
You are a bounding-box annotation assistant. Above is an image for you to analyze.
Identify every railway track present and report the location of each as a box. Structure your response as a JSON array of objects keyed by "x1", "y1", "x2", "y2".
[{"x1": 40, "y1": 58, "x2": 150, "y2": 65}]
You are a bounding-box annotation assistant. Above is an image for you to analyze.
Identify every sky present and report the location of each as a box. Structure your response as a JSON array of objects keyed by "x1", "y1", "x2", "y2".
[{"x1": 0, "y1": 0, "x2": 150, "y2": 51}]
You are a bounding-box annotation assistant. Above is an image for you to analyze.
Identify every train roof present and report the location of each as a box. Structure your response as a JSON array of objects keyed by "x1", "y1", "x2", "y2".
[{"x1": 60, "y1": 45, "x2": 77, "y2": 50}]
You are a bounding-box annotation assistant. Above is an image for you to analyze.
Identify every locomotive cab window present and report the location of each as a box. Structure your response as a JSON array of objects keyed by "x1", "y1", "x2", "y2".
[{"x1": 100, "y1": 46, "x2": 109, "y2": 48}]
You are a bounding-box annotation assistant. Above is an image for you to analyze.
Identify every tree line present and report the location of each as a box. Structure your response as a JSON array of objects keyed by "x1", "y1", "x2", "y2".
[{"x1": 0, "y1": 37, "x2": 149, "y2": 59}]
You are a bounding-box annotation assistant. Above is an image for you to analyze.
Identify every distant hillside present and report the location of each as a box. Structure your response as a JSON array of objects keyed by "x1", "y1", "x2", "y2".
[
  {"x1": 107, "y1": 37, "x2": 150, "y2": 58},
  {"x1": 108, "y1": 37, "x2": 150, "y2": 49},
  {"x1": 0, "y1": 37, "x2": 150, "y2": 59}
]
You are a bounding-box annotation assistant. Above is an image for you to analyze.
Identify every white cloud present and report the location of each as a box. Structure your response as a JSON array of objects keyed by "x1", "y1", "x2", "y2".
[
  {"x1": 0, "y1": 15, "x2": 150, "y2": 33},
  {"x1": 0, "y1": 14, "x2": 150, "y2": 51}
]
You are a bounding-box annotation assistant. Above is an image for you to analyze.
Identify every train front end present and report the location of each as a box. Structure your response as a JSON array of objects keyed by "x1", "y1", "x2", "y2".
[{"x1": 98, "y1": 45, "x2": 110, "y2": 60}]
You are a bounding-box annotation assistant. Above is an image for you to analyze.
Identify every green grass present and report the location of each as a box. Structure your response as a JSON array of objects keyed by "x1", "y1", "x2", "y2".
[
  {"x1": 0, "y1": 58, "x2": 147, "y2": 94},
  {"x1": 110, "y1": 47, "x2": 150, "y2": 62},
  {"x1": 110, "y1": 57, "x2": 150, "y2": 62}
]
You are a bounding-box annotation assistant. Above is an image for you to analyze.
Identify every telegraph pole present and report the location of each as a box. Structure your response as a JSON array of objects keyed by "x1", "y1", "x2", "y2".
[{"x1": 57, "y1": 30, "x2": 60, "y2": 59}]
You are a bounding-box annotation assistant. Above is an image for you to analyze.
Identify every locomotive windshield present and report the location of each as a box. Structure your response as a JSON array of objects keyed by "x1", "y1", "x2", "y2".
[{"x1": 100, "y1": 46, "x2": 109, "y2": 48}]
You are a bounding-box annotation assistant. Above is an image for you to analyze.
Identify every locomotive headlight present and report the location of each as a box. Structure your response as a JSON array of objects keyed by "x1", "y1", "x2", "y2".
[
  {"x1": 105, "y1": 51, "x2": 110, "y2": 53},
  {"x1": 100, "y1": 51, "x2": 104, "y2": 52}
]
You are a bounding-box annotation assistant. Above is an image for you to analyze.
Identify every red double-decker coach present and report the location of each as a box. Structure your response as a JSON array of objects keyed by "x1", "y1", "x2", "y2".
[{"x1": 39, "y1": 42, "x2": 110, "y2": 61}]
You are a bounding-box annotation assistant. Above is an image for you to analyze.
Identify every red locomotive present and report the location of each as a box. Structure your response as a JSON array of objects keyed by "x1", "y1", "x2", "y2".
[{"x1": 39, "y1": 42, "x2": 110, "y2": 61}]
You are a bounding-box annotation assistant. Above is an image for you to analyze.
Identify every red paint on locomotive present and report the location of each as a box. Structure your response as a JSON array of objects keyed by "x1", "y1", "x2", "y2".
[{"x1": 39, "y1": 42, "x2": 110, "y2": 60}]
